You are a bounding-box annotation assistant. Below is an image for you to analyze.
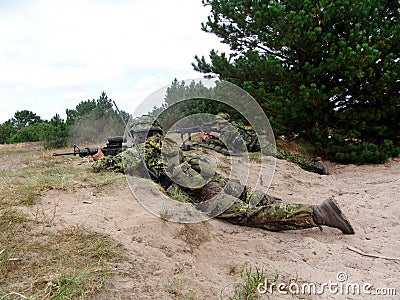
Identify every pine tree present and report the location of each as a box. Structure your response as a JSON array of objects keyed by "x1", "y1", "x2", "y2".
[
  {"x1": 66, "y1": 92, "x2": 127, "y2": 144},
  {"x1": 194, "y1": 0, "x2": 399, "y2": 163},
  {"x1": 156, "y1": 79, "x2": 223, "y2": 129}
]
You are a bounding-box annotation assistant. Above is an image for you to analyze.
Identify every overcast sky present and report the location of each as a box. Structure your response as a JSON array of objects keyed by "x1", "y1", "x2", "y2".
[{"x1": 0, "y1": 0, "x2": 230, "y2": 123}]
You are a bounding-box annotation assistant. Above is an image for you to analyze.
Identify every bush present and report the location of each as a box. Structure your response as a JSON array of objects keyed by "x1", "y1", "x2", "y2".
[
  {"x1": 329, "y1": 140, "x2": 399, "y2": 165},
  {"x1": 8, "y1": 123, "x2": 47, "y2": 143}
]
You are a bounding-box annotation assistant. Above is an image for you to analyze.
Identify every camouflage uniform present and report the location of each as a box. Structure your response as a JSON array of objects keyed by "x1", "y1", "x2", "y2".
[
  {"x1": 275, "y1": 149, "x2": 329, "y2": 175},
  {"x1": 202, "y1": 113, "x2": 328, "y2": 175},
  {"x1": 201, "y1": 113, "x2": 248, "y2": 154},
  {"x1": 198, "y1": 180, "x2": 315, "y2": 231},
  {"x1": 92, "y1": 133, "x2": 318, "y2": 232},
  {"x1": 230, "y1": 120, "x2": 260, "y2": 152}
]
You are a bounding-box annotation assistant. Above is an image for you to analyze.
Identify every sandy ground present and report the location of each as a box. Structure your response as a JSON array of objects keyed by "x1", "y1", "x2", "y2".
[{"x1": 31, "y1": 154, "x2": 399, "y2": 299}]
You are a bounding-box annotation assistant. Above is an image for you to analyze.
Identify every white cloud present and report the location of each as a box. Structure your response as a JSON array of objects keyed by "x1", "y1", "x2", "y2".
[{"x1": 0, "y1": 0, "x2": 229, "y2": 122}]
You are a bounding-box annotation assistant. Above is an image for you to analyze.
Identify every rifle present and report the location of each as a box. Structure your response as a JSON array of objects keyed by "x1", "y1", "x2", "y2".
[
  {"x1": 167, "y1": 122, "x2": 217, "y2": 150},
  {"x1": 53, "y1": 136, "x2": 126, "y2": 158}
]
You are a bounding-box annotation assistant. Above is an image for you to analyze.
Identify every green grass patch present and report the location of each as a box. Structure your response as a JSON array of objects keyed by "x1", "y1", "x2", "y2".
[
  {"x1": 0, "y1": 151, "x2": 124, "y2": 206},
  {"x1": 248, "y1": 152, "x2": 261, "y2": 163},
  {"x1": 0, "y1": 223, "x2": 124, "y2": 299},
  {"x1": 227, "y1": 264, "x2": 267, "y2": 300},
  {"x1": 224, "y1": 264, "x2": 311, "y2": 300}
]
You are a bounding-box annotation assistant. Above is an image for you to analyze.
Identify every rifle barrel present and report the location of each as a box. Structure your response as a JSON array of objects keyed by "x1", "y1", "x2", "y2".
[
  {"x1": 52, "y1": 151, "x2": 79, "y2": 156},
  {"x1": 52, "y1": 148, "x2": 94, "y2": 157}
]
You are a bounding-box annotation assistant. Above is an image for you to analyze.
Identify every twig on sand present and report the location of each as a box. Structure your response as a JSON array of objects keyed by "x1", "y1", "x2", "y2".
[{"x1": 347, "y1": 246, "x2": 400, "y2": 261}]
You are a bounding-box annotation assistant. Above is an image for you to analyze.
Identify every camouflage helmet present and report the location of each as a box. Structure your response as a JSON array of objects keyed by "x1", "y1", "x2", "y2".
[
  {"x1": 130, "y1": 115, "x2": 163, "y2": 133},
  {"x1": 214, "y1": 112, "x2": 230, "y2": 124}
]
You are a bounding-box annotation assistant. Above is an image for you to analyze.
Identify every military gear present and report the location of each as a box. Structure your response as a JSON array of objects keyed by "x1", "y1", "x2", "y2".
[
  {"x1": 92, "y1": 146, "x2": 105, "y2": 161},
  {"x1": 91, "y1": 133, "x2": 353, "y2": 234},
  {"x1": 53, "y1": 136, "x2": 125, "y2": 158},
  {"x1": 214, "y1": 112, "x2": 230, "y2": 124},
  {"x1": 202, "y1": 122, "x2": 246, "y2": 155},
  {"x1": 130, "y1": 115, "x2": 163, "y2": 134},
  {"x1": 276, "y1": 149, "x2": 329, "y2": 175},
  {"x1": 204, "y1": 117, "x2": 259, "y2": 155},
  {"x1": 231, "y1": 121, "x2": 259, "y2": 152},
  {"x1": 312, "y1": 198, "x2": 355, "y2": 234},
  {"x1": 312, "y1": 157, "x2": 329, "y2": 175},
  {"x1": 206, "y1": 118, "x2": 329, "y2": 175},
  {"x1": 219, "y1": 123, "x2": 247, "y2": 153}
]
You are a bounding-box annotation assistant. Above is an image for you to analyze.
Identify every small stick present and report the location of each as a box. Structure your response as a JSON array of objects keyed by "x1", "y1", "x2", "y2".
[{"x1": 347, "y1": 246, "x2": 400, "y2": 261}]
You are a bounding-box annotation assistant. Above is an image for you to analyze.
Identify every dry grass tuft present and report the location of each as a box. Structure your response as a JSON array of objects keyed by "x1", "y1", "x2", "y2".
[
  {"x1": 0, "y1": 144, "x2": 127, "y2": 299},
  {"x1": 0, "y1": 147, "x2": 124, "y2": 206},
  {"x1": 0, "y1": 218, "x2": 124, "y2": 299}
]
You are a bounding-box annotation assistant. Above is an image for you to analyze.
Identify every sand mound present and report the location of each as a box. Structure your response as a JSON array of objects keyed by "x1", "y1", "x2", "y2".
[{"x1": 34, "y1": 157, "x2": 400, "y2": 299}]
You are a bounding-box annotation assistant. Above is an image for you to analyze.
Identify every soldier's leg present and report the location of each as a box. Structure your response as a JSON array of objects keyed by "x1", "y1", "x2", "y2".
[
  {"x1": 199, "y1": 180, "x2": 354, "y2": 233},
  {"x1": 224, "y1": 179, "x2": 282, "y2": 206},
  {"x1": 218, "y1": 199, "x2": 316, "y2": 231},
  {"x1": 199, "y1": 181, "x2": 316, "y2": 231}
]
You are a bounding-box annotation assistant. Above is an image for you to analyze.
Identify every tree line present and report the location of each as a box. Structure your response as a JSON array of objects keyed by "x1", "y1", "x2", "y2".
[{"x1": 0, "y1": 92, "x2": 127, "y2": 149}]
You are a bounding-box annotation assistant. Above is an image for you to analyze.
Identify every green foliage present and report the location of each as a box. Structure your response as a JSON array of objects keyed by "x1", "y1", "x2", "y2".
[
  {"x1": 12, "y1": 110, "x2": 42, "y2": 129},
  {"x1": 42, "y1": 114, "x2": 68, "y2": 149},
  {"x1": 8, "y1": 122, "x2": 47, "y2": 143},
  {"x1": 66, "y1": 99, "x2": 97, "y2": 126},
  {"x1": 0, "y1": 120, "x2": 17, "y2": 144},
  {"x1": 66, "y1": 92, "x2": 127, "y2": 144},
  {"x1": 153, "y1": 79, "x2": 232, "y2": 129},
  {"x1": 194, "y1": 0, "x2": 400, "y2": 164},
  {"x1": 153, "y1": 79, "x2": 252, "y2": 130},
  {"x1": 0, "y1": 112, "x2": 67, "y2": 149},
  {"x1": 329, "y1": 139, "x2": 399, "y2": 164},
  {"x1": 0, "y1": 110, "x2": 43, "y2": 144},
  {"x1": 1, "y1": 92, "x2": 128, "y2": 149},
  {"x1": 230, "y1": 265, "x2": 266, "y2": 300}
]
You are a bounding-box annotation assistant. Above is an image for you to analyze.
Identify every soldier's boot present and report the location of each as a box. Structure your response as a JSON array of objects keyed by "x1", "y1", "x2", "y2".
[
  {"x1": 312, "y1": 157, "x2": 329, "y2": 175},
  {"x1": 312, "y1": 198, "x2": 355, "y2": 234}
]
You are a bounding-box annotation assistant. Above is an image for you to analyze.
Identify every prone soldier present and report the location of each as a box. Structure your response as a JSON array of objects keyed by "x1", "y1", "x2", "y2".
[
  {"x1": 201, "y1": 113, "x2": 329, "y2": 175},
  {"x1": 91, "y1": 115, "x2": 354, "y2": 234}
]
